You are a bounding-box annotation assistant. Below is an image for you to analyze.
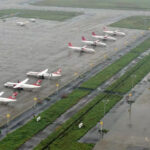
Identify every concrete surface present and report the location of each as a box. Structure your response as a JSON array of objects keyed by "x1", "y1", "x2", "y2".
[{"x1": 93, "y1": 76, "x2": 150, "y2": 150}]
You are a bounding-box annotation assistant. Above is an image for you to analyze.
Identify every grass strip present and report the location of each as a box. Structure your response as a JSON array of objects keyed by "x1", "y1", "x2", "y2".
[
  {"x1": 34, "y1": 0, "x2": 150, "y2": 11},
  {"x1": 107, "y1": 54, "x2": 150, "y2": 93},
  {"x1": 0, "y1": 9, "x2": 81, "y2": 21},
  {"x1": 0, "y1": 89, "x2": 90, "y2": 150},
  {"x1": 110, "y1": 16, "x2": 150, "y2": 30}
]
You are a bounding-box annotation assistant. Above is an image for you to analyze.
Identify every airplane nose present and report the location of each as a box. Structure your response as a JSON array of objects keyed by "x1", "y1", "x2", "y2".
[{"x1": 4, "y1": 83, "x2": 8, "y2": 86}]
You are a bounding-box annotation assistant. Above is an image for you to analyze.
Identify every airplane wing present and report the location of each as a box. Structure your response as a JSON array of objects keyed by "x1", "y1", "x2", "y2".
[
  {"x1": 20, "y1": 78, "x2": 29, "y2": 84},
  {"x1": 14, "y1": 78, "x2": 29, "y2": 88},
  {"x1": 38, "y1": 69, "x2": 48, "y2": 76},
  {"x1": 0, "y1": 91, "x2": 4, "y2": 96},
  {"x1": 0, "y1": 98, "x2": 16, "y2": 102}
]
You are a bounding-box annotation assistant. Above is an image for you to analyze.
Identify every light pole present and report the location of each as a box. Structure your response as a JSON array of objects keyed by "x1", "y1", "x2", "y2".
[
  {"x1": 33, "y1": 97, "x2": 38, "y2": 108},
  {"x1": 74, "y1": 72, "x2": 78, "y2": 79},
  {"x1": 99, "y1": 99, "x2": 109, "y2": 137},
  {"x1": 33, "y1": 97, "x2": 38, "y2": 118},
  {"x1": 6, "y1": 113, "x2": 10, "y2": 133},
  {"x1": 99, "y1": 121, "x2": 103, "y2": 138},
  {"x1": 131, "y1": 74, "x2": 136, "y2": 88},
  {"x1": 127, "y1": 93, "x2": 134, "y2": 127},
  {"x1": 103, "y1": 99, "x2": 109, "y2": 117},
  {"x1": 56, "y1": 83, "x2": 59, "y2": 96},
  {"x1": 6, "y1": 113, "x2": 10, "y2": 126}
]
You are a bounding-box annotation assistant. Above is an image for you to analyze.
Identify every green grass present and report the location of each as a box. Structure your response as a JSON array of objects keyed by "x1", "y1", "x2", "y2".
[
  {"x1": 34, "y1": 53, "x2": 150, "y2": 150},
  {"x1": 0, "y1": 9, "x2": 81, "y2": 21},
  {"x1": 34, "y1": 0, "x2": 150, "y2": 10},
  {"x1": 107, "y1": 54, "x2": 150, "y2": 94},
  {"x1": 80, "y1": 37, "x2": 150, "y2": 89},
  {"x1": 0, "y1": 89, "x2": 90, "y2": 150},
  {"x1": 110, "y1": 16, "x2": 150, "y2": 30},
  {"x1": 80, "y1": 52, "x2": 138, "y2": 89}
]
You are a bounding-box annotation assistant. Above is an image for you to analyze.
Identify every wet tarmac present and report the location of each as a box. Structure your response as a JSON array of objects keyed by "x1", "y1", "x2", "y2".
[{"x1": 0, "y1": 0, "x2": 148, "y2": 132}]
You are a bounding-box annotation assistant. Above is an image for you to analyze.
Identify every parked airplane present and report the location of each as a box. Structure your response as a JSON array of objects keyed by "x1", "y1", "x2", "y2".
[
  {"x1": 29, "y1": 18, "x2": 36, "y2": 22},
  {"x1": 16, "y1": 21, "x2": 29, "y2": 26},
  {"x1": 4, "y1": 78, "x2": 42, "y2": 90},
  {"x1": 92, "y1": 32, "x2": 116, "y2": 41},
  {"x1": 26, "y1": 68, "x2": 62, "y2": 79},
  {"x1": 81, "y1": 36, "x2": 106, "y2": 47},
  {"x1": 68, "y1": 43, "x2": 95, "y2": 53},
  {"x1": 0, "y1": 91, "x2": 18, "y2": 102},
  {"x1": 103, "y1": 27, "x2": 125, "y2": 36}
]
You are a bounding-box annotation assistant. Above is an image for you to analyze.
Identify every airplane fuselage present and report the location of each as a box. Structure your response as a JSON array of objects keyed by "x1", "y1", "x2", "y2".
[
  {"x1": 27, "y1": 72, "x2": 61, "y2": 79},
  {"x1": 104, "y1": 30, "x2": 125, "y2": 36},
  {"x1": 4, "y1": 82, "x2": 40, "y2": 89},
  {"x1": 16, "y1": 22, "x2": 26, "y2": 26},
  {"x1": 82, "y1": 40, "x2": 106, "y2": 46},
  {"x1": 92, "y1": 35, "x2": 116, "y2": 41},
  {"x1": 69, "y1": 46, "x2": 95, "y2": 53},
  {"x1": 0, "y1": 97, "x2": 16, "y2": 102}
]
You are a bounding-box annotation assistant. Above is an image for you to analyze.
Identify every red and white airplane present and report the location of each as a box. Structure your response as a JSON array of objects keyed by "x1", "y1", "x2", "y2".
[
  {"x1": 81, "y1": 36, "x2": 106, "y2": 47},
  {"x1": 68, "y1": 43, "x2": 95, "y2": 53},
  {"x1": 103, "y1": 27, "x2": 125, "y2": 36},
  {"x1": 0, "y1": 91, "x2": 18, "y2": 102},
  {"x1": 4, "y1": 78, "x2": 42, "y2": 90},
  {"x1": 26, "y1": 68, "x2": 62, "y2": 79},
  {"x1": 92, "y1": 32, "x2": 116, "y2": 41}
]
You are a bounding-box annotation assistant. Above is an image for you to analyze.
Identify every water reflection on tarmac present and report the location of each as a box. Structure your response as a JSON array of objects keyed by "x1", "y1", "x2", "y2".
[{"x1": 93, "y1": 79, "x2": 150, "y2": 150}]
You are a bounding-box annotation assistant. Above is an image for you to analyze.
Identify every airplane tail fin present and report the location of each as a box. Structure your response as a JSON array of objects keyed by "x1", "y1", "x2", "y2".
[
  {"x1": 82, "y1": 36, "x2": 86, "y2": 41},
  {"x1": 53, "y1": 69, "x2": 62, "y2": 75},
  {"x1": 9, "y1": 92, "x2": 18, "y2": 100},
  {"x1": 68, "y1": 43, "x2": 72, "y2": 47},
  {"x1": 33, "y1": 80, "x2": 42, "y2": 86},
  {"x1": 92, "y1": 32, "x2": 96, "y2": 36}
]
